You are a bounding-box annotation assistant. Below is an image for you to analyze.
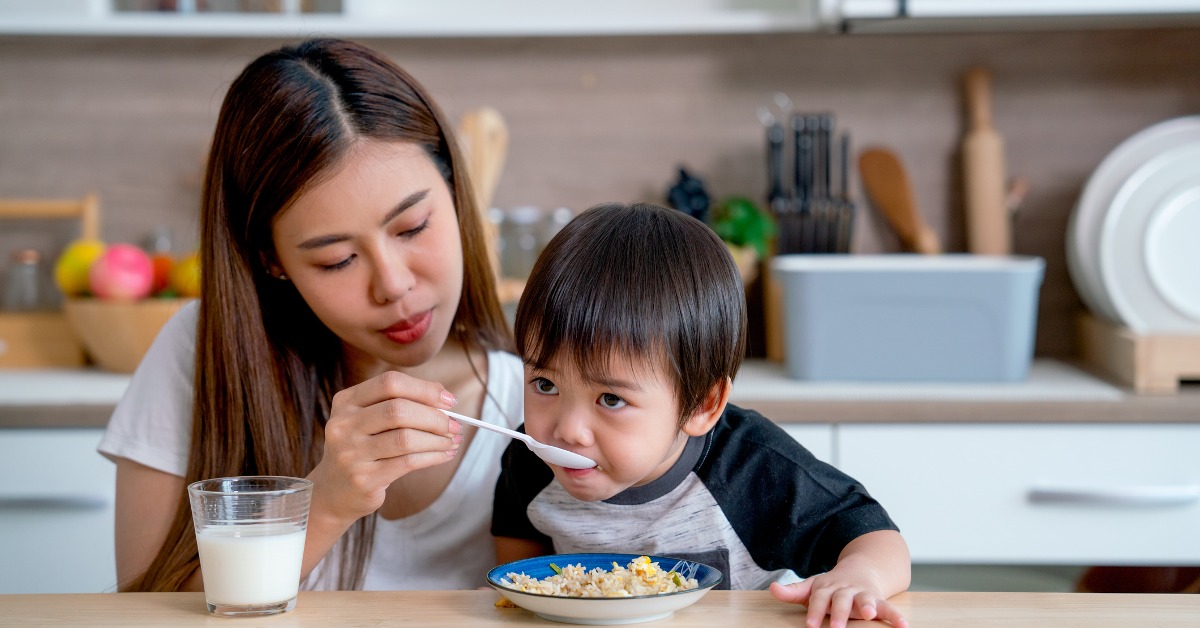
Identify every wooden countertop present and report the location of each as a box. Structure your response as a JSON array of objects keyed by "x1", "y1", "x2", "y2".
[
  {"x1": 2, "y1": 590, "x2": 1198, "y2": 626},
  {"x1": 3, "y1": 359, "x2": 1199, "y2": 429}
]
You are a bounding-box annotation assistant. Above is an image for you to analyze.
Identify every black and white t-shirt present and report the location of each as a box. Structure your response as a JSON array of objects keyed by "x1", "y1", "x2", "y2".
[{"x1": 492, "y1": 404, "x2": 898, "y2": 590}]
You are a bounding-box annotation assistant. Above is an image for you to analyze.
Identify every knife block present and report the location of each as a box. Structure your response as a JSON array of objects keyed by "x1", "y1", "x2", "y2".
[{"x1": 1078, "y1": 312, "x2": 1200, "y2": 393}]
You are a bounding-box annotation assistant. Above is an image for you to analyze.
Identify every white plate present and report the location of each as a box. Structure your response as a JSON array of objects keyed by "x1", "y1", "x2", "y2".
[
  {"x1": 1099, "y1": 142, "x2": 1200, "y2": 333},
  {"x1": 488, "y1": 553, "x2": 722, "y2": 625},
  {"x1": 1067, "y1": 116, "x2": 1200, "y2": 324}
]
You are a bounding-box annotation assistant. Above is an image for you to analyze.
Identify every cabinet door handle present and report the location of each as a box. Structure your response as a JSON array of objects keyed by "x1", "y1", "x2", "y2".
[
  {"x1": 1028, "y1": 484, "x2": 1200, "y2": 507},
  {"x1": 0, "y1": 494, "x2": 109, "y2": 511}
]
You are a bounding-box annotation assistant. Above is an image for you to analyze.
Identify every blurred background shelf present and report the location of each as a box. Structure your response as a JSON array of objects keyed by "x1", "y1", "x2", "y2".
[{"x1": 5, "y1": 0, "x2": 1200, "y2": 38}]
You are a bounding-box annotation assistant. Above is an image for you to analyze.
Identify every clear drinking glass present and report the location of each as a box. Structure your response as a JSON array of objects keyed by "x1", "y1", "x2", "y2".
[{"x1": 187, "y1": 476, "x2": 313, "y2": 617}]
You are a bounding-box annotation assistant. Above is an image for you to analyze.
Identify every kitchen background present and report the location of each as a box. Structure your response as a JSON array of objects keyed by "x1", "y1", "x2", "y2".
[
  {"x1": 2, "y1": 4, "x2": 1200, "y2": 596},
  {"x1": 3, "y1": 25, "x2": 1200, "y2": 358}
]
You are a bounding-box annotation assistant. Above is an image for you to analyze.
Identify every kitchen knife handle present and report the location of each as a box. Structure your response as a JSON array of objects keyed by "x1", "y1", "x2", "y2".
[
  {"x1": 1028, "y1": 484, "x2": 1200, "y2": 507},
  {"x1": 767, "y1": 123, "x2": 785, "y2": 205},
  {"x1": 791, "y1": 113, "x2": 807, "y2": 195}
]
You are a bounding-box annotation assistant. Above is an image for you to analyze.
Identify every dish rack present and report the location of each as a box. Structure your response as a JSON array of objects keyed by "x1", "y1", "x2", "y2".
[
  {"x1": 1078, "y1": 312, "x2": 1200, "y2": 393},
  {"x1": 0, "y1": 194, "x2": 99, "y2": 368}
]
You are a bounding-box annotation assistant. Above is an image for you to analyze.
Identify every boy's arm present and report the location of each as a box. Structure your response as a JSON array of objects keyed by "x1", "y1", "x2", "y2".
[
  {"x1": 495, "y1": 536, "x2": 553, "y2": 565},
  {"x1": 492, "y1": 436, "x2": 556, "y2": 565},
  {"x1": 834, "y1": 529, "x2": 911, "y2": 596},
  {"x1": 770, "y1": 530, "x2": 911, "y2": 628}
]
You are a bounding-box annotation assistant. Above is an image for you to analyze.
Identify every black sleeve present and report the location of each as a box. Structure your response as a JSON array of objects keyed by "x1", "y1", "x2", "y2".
[
  {"x1": 491, "y1": 423, "x2": 555, "y2": 544},
  {"x1": 696, "y1": 405, "x2": 899, "y2": 577}
]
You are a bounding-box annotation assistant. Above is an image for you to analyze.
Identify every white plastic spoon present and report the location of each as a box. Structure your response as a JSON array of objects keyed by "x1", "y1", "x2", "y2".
[{"x1": 441, "y1": 409, "x2": 596, "y2": 469}]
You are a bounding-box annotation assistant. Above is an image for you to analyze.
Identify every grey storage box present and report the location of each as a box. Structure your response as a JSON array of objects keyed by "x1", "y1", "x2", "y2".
[{"x1": 770, "y1": 255, "x2": 1045, "y2": 382}]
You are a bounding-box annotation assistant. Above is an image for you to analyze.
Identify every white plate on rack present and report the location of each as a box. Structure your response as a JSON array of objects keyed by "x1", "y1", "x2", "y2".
[
  {"x1": 1067, "y1": 115, "x2": 1200, "y2": 324},
  {"x1": 1098, "y1": 142, "x2": 1200, "y2": 333}
]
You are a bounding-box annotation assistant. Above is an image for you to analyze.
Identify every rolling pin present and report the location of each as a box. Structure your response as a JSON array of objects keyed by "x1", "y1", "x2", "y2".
[{"x1": 962, "y1": 67, "x2": 1010, "y2": 255}]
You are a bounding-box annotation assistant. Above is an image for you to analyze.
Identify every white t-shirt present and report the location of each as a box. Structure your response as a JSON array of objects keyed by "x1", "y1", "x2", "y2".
[{"x1": 98, "y1": 299, "x2": 525, "y2": 590}]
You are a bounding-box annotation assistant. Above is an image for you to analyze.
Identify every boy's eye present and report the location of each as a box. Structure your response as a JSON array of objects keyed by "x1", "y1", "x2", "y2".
[
  {"x1": 531, "y1": 377, "x2": 558, "y2": 395},
  {"x1": 598, "y1": 393, "x2": 626, "y2": 410}
]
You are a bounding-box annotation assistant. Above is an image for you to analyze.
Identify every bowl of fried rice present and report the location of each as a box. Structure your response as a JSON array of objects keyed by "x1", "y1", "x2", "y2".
[{"x1": 487, "y1": 553, "x2": 722, "y2": 624}]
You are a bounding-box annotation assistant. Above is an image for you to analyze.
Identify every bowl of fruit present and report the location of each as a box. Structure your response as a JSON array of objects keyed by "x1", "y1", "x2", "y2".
[{"x1": 56, "y1": 239, "x2": 200, "y2": 373}]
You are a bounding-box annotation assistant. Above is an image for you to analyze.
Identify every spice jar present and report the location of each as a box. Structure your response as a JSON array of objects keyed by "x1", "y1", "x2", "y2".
[{"x1": 3, "y1": 249, "x2": 43, "y2": 311}]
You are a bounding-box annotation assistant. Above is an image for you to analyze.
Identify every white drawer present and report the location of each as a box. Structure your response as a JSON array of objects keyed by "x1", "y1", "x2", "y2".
[
  {"x1": 779, "y1": 423, "x2": 834, "y2": 465},
  {"x1": 0, "y1": 429, "x2": 117, "y2": 593},
  {"x1": 838, "y1": 424, "x2": 1200, "y2": 565}
]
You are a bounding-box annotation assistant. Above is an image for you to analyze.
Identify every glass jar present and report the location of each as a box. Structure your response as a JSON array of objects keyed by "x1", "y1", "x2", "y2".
[
  {"x1": 502, "y1": 206, "x2": 544, "y2": 279},
  {"x1": 3, "y1": 249, "x2": 43, "y2": 312}
]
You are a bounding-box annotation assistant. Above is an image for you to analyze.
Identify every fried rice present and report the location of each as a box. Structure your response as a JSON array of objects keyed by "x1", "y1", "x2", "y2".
[{"x1": 501, "y1": 555, "x2": 700, "y2": 598}]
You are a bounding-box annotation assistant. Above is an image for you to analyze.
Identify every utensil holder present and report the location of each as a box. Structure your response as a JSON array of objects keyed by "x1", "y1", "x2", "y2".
[{"x1": 0, "y1": 194, "x2": 99, "y2": 368}]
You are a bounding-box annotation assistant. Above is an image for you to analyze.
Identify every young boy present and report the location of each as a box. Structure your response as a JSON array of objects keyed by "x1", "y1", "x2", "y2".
[{"x1": 492, "y1": 202, "x2": 910, "y2": 628}]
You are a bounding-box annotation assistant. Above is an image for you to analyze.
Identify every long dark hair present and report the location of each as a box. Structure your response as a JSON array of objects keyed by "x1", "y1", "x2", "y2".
[
  {"x1": 515, "y1": 202, "x2": 745, "y2": 426},
  {"x1": 127, "y1": 39, "x2": 511, "y2": 592}
]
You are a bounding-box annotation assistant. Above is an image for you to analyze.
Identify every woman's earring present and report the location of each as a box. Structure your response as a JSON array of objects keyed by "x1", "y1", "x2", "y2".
[{"x1": 277, "y1": 273, "x2": 288, "y2": 281}]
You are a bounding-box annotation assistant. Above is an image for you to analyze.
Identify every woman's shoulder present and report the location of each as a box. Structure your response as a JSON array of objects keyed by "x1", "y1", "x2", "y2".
[
  {"x1": 98, "y1": 298, "x2": 199, "y2": 475},
  {"x1": 137, "y1": 298, "x2": 199, "y2": 370},
  {"x1": 163, "y1": 297, "x2": 200, "y2": 339}
]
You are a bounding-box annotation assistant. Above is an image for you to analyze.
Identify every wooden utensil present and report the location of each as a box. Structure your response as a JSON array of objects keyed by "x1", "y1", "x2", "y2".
[
  {"x1": 858, "y1": 148, "x2": 941, "y2": 254},
  {"x1": 457, "y1": 107, "x2": 509, "y2": 280},
  {"x1": 962, "y1": 66, "x2": 1010, "y2": 255}
]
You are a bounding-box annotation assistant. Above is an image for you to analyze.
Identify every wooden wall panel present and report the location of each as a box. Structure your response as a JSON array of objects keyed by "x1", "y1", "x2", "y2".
[{"x1": 1, "y1": 28, "x2": 1198, "y2": 357}]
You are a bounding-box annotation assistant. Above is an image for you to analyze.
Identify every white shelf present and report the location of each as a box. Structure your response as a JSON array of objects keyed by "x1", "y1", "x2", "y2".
[
  {"x1": 0, "y1": 369, "x2": 130, "y2": 406},
  {"x1": 5, "y1": 1, "x2": 1198, "y2": 37},
  {"x1": 0, "y1": 359, "x2": 1121, "y2": 409},
  {"x1": 0, "y1": 2, "x2": 821, "y2": 37},
  {"x1": 731, "y1": 359, "x2": 1126, "y2": 403},
  {"x1": 830, "y1": 0, "x2": 1200, "y2": 33}
]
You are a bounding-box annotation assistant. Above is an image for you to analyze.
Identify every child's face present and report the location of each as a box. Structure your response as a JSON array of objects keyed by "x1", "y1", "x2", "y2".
[
  {"x1": 522, "y1": 352, "x2": 693, "y2": 502},
  {"x1": 271, "y1": 140, "x2": 464, "y2": 375}
]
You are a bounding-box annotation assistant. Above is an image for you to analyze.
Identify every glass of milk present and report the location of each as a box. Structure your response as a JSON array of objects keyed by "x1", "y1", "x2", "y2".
[{"x1": 187, "y1": 476, "x2": 313, "y2": 617}]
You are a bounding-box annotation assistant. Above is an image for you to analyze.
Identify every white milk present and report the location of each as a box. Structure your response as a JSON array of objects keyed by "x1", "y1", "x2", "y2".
[{"x1": 196, "y1": 525, "x2": 307, "y2": 606}]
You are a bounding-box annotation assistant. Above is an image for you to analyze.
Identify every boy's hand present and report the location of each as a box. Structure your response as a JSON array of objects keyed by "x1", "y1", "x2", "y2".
[{"x1": 769, "y1": 576, "x2": 908, "y2": 628}]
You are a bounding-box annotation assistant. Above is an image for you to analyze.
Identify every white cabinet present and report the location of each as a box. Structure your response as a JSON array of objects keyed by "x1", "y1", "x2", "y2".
[
  {"x1": 837, "y1": 424, "x2": 1200, "y2": 565},
  {"x1": 0, "y1": 429, "x2": 117, "y2": 593}
]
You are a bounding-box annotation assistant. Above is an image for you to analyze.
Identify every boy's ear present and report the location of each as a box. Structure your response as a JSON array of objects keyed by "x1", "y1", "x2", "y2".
[{"x1": 681, "y1": 377, "x2": 731, "y2": 437}]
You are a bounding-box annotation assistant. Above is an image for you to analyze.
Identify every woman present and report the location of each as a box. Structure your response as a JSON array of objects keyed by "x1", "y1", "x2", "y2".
[{"x1": 99, "y1": 39, "x2": 519, "y2": 592}]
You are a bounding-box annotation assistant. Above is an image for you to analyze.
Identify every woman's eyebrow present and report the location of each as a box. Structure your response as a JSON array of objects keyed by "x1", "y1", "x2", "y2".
[
  {"x1": 379, "y1": 189, "x2": 429, "y2": 226},
  {"x1": 297, "y1": 189, "x2": 430, "y2": 250}
]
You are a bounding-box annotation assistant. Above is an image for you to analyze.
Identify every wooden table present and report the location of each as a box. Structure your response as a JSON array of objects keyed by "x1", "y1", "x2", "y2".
[{"x1": 2, "y1": 590, "x2": 1198, "y2": 626}]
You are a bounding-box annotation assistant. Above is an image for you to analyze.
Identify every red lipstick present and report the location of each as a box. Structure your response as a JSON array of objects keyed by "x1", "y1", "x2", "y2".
[{"x1": 382, "y1": 310, "x2": 433, "y2": 344}]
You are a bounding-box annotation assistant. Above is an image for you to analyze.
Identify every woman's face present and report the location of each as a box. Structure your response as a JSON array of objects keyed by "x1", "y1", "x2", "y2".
[
  {"x1": 271, "y1": 140, "x2": 464, "y2": 373},
  {"x1": 522, "y1": 352, "x2": 691, "y2": 502}
]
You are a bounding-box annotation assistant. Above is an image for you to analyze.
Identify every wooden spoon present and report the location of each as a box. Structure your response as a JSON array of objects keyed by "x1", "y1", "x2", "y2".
[
  {"x1": 858, "y1": 147, "x2": 941, "y2": 254},
  {"x1": 458, "y1": 107, "x2": 509, "y2": 279}
]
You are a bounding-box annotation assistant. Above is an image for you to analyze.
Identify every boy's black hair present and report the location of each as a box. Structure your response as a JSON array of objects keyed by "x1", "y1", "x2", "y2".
[{"x1": 514, "y1": 202, "x2": 747, "y2": 426}]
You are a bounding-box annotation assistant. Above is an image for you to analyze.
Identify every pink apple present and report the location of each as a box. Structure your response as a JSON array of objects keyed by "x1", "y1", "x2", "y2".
[{"x1": 89, "y1": 243, "x2": 154, "y2": 300}]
